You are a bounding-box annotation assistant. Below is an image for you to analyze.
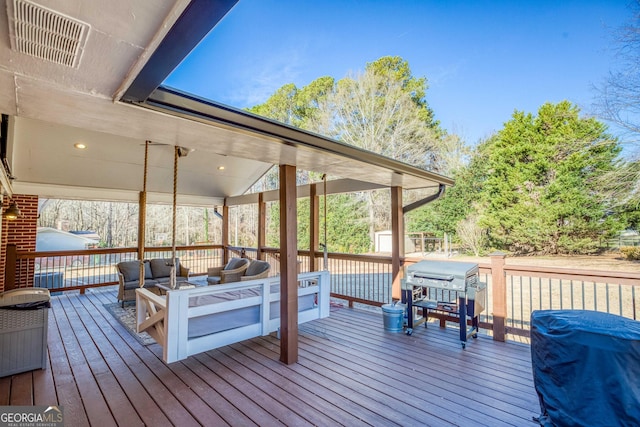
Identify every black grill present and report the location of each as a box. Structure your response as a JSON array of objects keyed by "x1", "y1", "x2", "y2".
[{"x1": 402, "y1": 260, "x2": 486, "y2": 348}]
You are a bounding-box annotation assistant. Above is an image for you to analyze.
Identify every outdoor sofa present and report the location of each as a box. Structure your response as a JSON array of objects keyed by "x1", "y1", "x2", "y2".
[{"x1": 117, "y1": 258, "x2": 190, "y2": 306}]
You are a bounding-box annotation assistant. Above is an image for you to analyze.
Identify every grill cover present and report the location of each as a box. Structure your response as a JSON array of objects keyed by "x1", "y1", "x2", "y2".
[{"x1": 531, "y1": 310, "x2": 640, "y2": 427}]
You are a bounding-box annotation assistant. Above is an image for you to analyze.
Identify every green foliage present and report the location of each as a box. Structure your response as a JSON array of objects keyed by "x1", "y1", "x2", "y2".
[
  {"x1": 323, "y1": 194, "x2": 370, "y2": 253},
  {"x1": 265, "y1": 194, "x2": 370, "y2": 254},
  {"x1": 478, "y1": 101, "x2": 623, "y2": 254},
  {"x1": 247, "y1": 83, "x2": 299, "y2": 126},
  {"x1": 410, "y1": 101, "x2": 628, "y2": 256},
  {"x1": 618, "y1": 204, "x2": 640, "y2": 231},
  {"x1": 246, "y1": 76, "x2": 336, "y2": 131},
  {"x1": 247, "y1": 57, "x2": 633, "y2": 257},
  {"x1": 406, "y1": 156, "x2": 485, "y2": 236}
]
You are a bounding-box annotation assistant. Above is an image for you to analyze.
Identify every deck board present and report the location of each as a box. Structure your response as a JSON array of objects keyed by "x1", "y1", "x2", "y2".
[
  {"x1": 307, "y1": 310, "x2": 537, "y2": 425},
  {"x1": 47, "y1": 298, "x2": 91, "y2": 426},
  {"x1": 8, "y1": 371, "x2": 33, "y2": 405},
  {"x1": 54, "y1": 296, "x2": 118, "y2": 427},
  {"x1": 1, "y1": 287, "x2": 540, "y2": 426},
  {"x1": 77, "y1": 288, "x2": 197, "y2": 427},
  {"x1": 65, "y1": 293, "x2": 149, "y2": 427},
  {"x1": 230, "y1": 339, "x2": 387, "y2": 426},
  {"x1": 238, "y1": 338, "x2": 399, "y2": 426},
  {"x1": 316, "y1": 309, "x2": 538, "y2": 402}
]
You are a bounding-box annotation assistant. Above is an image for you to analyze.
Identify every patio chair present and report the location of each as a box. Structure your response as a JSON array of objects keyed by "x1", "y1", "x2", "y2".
[
  {"x1": 240, "y1": 260, "x2": 271, "y2": 281},
  {"x1": 207, "y1": 257, "x2": 250, "y2": 285}
]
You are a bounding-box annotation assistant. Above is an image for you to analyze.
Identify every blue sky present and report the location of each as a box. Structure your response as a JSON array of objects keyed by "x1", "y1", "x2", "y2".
[{"x1": 165, "y1": 0, "x2": 631, "y2": 146}]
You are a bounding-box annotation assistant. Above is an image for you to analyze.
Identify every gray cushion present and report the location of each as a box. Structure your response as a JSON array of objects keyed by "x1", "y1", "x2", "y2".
[
  {"x1": 144, "y1": 261, "x2": 153, "y2": 279},
  {"x1": 123, "y1": 279, "x2": 158, "y2": 290},
  {"x1": 246, "y1": 260, "x2": 269, "y2": 276},
  {"x1": 225, "y1": 258, "x2": 249, "y2": 270},
  {"x1": 150, "y1": 258, "x2": 180, "y2": 279},
  {"x1": 118, "y1": 261, "x2": 152, "y2": 282}
]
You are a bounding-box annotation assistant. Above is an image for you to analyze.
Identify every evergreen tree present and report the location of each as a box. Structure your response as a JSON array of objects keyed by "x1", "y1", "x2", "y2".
[{"x1": 479, "y1": 101, "x2": 623, "y2": 254}]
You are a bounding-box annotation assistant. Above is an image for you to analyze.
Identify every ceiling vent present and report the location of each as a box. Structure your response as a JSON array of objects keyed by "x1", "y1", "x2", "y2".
[{"x1": 7, "y1": 0, "x2": 90, "y2": 68}]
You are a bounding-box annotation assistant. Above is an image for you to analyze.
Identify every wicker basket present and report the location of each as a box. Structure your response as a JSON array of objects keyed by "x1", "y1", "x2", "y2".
[{"x1": 0, "y1": 290, "x2": 49, "y2": 377}]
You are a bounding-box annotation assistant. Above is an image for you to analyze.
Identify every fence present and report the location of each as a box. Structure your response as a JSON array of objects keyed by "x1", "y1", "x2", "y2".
[
  {"x1": 502, "y1": 264, "x2": 640, "y2": 336},
  {"x1": 10, "y1": 245, "x2": 223, "y2": 293},
  {"x1": 606, "y1": 234, "x2": 640, "y2": 249},
  {"x1": 8, "y1": 245, "x2": 640, "y2": 341}
]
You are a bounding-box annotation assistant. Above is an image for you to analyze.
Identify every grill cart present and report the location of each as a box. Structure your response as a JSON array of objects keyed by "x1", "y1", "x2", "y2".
[{"x1": 403, "y1": 260, "x2": 485, "y2": 348}]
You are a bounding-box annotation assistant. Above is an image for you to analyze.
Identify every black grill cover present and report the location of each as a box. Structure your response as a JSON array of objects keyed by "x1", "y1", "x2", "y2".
[{"x1": 531, "y1": 310, "x2": 640, "y2": 427}]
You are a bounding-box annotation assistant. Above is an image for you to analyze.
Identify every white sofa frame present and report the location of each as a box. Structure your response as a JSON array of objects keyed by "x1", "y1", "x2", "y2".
[{"x1": 136, "y1": 271, "x2": 330, "y2": 363}]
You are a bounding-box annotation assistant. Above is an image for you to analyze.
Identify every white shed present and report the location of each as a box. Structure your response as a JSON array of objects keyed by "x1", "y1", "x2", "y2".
[{"x1": 374, "y1": 230, "x2": 416, "y2": 253}]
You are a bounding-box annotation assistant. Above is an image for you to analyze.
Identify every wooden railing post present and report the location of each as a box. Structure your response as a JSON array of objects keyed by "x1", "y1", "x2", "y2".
[
  {"x1": 5, "y1": 244, "x2": 17, "y2": 291},
  {"x1": 390, "y1": 186, "x2": 404, "y2": 301},
  {"x1": 490, "y1": 251, "x2": 507, "y2": 341},
  {"x1": 257, "y1": 193, "x2": 266, "y2": 261},
  {"x1": 279, "y1": 164, "x2": 298, "y2": 364},
  {"x1": 222, "y1": 204, "x2": 229, "y2": 265},
  {"x1": 309, "y1": 184, "x2": 319, "y2": 272}
]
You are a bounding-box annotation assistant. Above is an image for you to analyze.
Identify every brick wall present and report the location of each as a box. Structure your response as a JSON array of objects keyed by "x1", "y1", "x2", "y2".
[{"x1": 0, "y1": 194, "x2": 38, "y2": 292}]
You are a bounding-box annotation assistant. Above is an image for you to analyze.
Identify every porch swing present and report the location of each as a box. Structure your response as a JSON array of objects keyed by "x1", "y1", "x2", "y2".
[
  {"x1": 116, "y1": 143, "x2": 190, "y2": 306},
  {"x1": 137, "y1": 142, "x2": 191, "y2": 291},
  {"x1": 134, "y1": 151, "x2": 331, "y2": 364}
]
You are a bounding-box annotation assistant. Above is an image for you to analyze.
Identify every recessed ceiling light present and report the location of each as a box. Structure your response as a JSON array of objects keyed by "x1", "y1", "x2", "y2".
[
  {"x1": 74, "y1": 143, "x2": 86, "y2": 149},
  {"x1": 218, "y1": 166, "x2": 225, "y2": 170}
]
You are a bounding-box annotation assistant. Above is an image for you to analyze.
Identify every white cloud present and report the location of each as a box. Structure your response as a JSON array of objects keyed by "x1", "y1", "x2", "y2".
[{"x1": 225, "y1": 46, "x2": 308, "y2": 108}]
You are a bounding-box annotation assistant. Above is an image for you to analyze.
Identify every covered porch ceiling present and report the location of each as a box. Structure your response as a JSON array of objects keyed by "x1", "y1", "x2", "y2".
[{"x1": 0, "y1": 0, "x2": 453, "y2": 206}]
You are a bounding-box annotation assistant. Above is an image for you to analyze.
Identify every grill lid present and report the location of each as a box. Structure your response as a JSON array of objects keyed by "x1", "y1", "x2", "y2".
[{"x1": 407, "y1": 260, "x2": 478, "y2": 279}]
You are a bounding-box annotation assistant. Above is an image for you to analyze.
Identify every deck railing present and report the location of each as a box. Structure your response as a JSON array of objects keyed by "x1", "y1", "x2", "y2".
[
  {"x1": 7, "y1": 245, "x2": 640, "y2": 341},
  {"x1": 502, "y1": 264, "x2": 640, "y2": 336},
  {"x1": 10, "y1": 244, "x2": 223, "y2": 294}
]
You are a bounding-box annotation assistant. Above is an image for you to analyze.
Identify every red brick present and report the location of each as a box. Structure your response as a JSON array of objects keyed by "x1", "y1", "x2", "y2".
[{"x1": 1, "y1": 194, "x2": 38, "y2": 291}]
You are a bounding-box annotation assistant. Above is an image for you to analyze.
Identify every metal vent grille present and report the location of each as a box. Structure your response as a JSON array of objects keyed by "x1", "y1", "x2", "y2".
[{"x1": 7, "y1": 0, "x2": 90, "y2": 68}]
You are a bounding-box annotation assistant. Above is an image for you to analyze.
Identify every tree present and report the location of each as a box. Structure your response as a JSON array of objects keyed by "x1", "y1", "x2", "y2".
[
  {"x1": 456, "y1": 214, "x2": 485, "y2": 256},
  {"x1": 248, "y1": 83, "x2": 299, "y2": 126},
  {"x1": 321, "y1": 57, "x2": 442, "y2": 171},
  {"x1": 405, "y1": 150, "x2": 485, "y2": 239},
  {"x1": 266, "y1": 194, "x2": 369, "y2": 254},
  {"x1": 315, "y1": 57, "x2": 449, "y2": 249},
  {"x1": 595, "y1": 0, "x2": 640, "y2": 140},
  {"x1": 479, "y1": 101, "x2": 623, "y2": 254},
  {"x1": 249, "y1": 56, "x2": 460, "y2": 251},
  {"x1": 594, "y1": 1, "x2": 640, "y2": 206},
  {"x1": 38, "y1": 199, "x2": 222, "y2": 248}
]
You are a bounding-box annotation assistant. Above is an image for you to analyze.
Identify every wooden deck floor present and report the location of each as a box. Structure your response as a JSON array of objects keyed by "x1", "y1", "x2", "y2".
[{"x1": 0, "y1": 287, "x2": 540, "y2": 426}]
